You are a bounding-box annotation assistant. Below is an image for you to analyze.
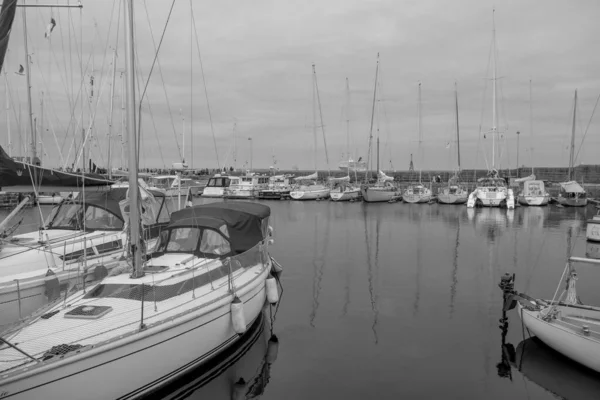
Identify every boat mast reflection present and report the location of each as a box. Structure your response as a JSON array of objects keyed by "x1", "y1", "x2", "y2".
[
  {"x1": 449, "y1": 222, "x2": 460, "y2": 318},
  {"x1": 362, "y1": 205, "x2": 379, "y2": 344},
  {"x1": 310, "y1": 211, "x2": 330, "y2": 327}
]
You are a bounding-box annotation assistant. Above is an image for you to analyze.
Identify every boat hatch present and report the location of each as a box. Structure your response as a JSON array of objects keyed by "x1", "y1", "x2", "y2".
[
  {"x1": 143, "y1": 265, "x2": 170, "y2": 273},
  {"x1": 64, "y1": 305, "x2": 113, "y2": 319}
]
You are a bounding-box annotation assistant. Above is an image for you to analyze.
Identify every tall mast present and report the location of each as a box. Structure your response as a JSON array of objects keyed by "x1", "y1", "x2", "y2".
[
  {"x1": 21, "y1": 6, "x2": 35, "y2": 163},
  {"x1": 529, "y1": 79, "x2": 533, "y2": 174},
  {"x1": 4, "y1": 70, "x2": 10, "y2": 156},
  {"x1": 345, "y1": 77, "x2": 350, "y2": 177},
  {"x1": 120, "y1": 71, "x2": 124, "y2": 169},
  {"x1": 124, "y1": 0, "x2": 142, "y2": 276},
  {"x1": 418, "y1": 82, "x2": 422, "y2": 183},
  {"x1": 39, "y1": 91, "x2": 43, "y2": 164},
  {"x1": 366, "y1": 53, "x2": 379, "y2": 182},
  {"x1": 455, "y1": 81, "x2": 461, "y2": 172},
  {"x1": 312, "y1": 64, "x2": 317, "y2": 173},
  {"x1": 107, "y1": 49, "x2": 117, "y2": 179},
  {"x1": 491, "y1": 9, "x2": 497, "y2": 170},
  {"x1": 568, "y1": 89, "x2": 577, "y2": 181},
  {"x1": 180, "y1": 109, "x2": 185, "y2": 164}
]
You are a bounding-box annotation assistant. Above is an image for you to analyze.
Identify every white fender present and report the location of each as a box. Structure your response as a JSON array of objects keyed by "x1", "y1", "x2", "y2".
[
  {"x1": 266, "y1": 275, "x2": 279, "y2": 304},
  {"x1": 231, "y1": 296, "x2": 246, "y2": 335}
]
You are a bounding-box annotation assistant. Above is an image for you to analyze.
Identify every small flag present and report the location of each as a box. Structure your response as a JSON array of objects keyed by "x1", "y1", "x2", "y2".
[
  {"x1": 15, "y1": 64, "x2": 24, "y2": 75},
  {"x1": 445, "y1": 142, "x2": 451, "y2": 149},
  {"x1": 247, "y1": 137, "x2": 252, "y2": 140},
  {"x1": 44, "y1": 18, "x2": 56, "y2": 39}
]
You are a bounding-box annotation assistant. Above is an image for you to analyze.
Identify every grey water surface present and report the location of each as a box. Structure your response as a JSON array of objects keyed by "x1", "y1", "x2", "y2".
[{"x1": 4, "y1": 199, "x2": 600, "y2": 399}]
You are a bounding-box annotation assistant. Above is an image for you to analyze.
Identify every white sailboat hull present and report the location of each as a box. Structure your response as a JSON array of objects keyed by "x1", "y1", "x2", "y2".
[
  {"x1": 518, "y1": 303, "x2": 600, "y2": 374},
  {"x1": 224, "y1": 189, "x2": 257, "y2": 199},
  {"x1": 0, "y1": 274, "x2": 268, "y2": 400},
  {"x1": 360, "y1": 187, "x2": 398, "y2": 203},
  {"x1": 289, "y1": 187, "x2": 330, "y2": 200},
  {"x1": 437, "y1": 193, "x2": 467, "y2": 205},
  {"x1": 587, "y1": 216, "x2": 600, "y2": 242},
  {"x1": 518, "y1": 194, "x2": 550, "y2": 206},
  {"x1": 330, "y1": 188, "x2": 361, "y2": 202},
  {"x1": 402, "y1": 193, "x2": 432, "y2": 204}
]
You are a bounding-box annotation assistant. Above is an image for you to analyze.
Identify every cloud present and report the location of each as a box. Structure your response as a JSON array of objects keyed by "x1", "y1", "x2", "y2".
[{"x1": 1, "y1": 0, "x2": 599, "y2": 171}]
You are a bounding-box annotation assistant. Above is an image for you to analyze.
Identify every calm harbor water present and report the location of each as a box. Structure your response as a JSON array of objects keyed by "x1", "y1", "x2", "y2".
[{"x1": 3, "y1": 199, "x2": 600, "y2": 399}]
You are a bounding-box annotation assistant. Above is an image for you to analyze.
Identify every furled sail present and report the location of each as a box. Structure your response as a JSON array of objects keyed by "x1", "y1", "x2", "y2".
[
  {"x1": 377, "y1": 170, "x2": 394, "y2": 182},
  {"x1": 0, "y1": 0, "x2": 18, "y2": 72},
  {"x1": 0, "y1": 145, "x2": 114, "y2": 192},
  {"x1": 328, "y1": 175, "x2": 350, "y2": 182},
  {"x1": 514, "y1": 174, "x2": 536, "y2": 183},
  {"x1": 294, "y1": 172, "x2": 318, "y2": 181}
]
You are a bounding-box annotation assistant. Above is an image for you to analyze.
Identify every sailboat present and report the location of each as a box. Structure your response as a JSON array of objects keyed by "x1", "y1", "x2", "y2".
[
  {"x1": 557, "y1": 90, "x2": 588, "y2": 207},
  {"x1": 0, "y1": 2, "x2": 281, "y2": 398},
  {"x1": 516, "y1": 81, "x2": 550, "y2": 206},
  {"x1": 466, "y1": 10, "x2": 515, "y2": 209},
  {"x1": 438, "y1": 82, "x2": 468, "y2": 205},
  {"x1": 501, "y1": 237, "x2": 600, "y2": 375},
  {"x1": 330, "y1": 78, "x2": 361, "y2": 202},
  {"x1": 360, "y1": 54, "x2": 401, "y2": 203},
  {"x1": 402, "y1": 83, "x2": 432, "y2": 204},
  {"x1": 290, "y1": 64, "x2": 331, "y2": 201}
]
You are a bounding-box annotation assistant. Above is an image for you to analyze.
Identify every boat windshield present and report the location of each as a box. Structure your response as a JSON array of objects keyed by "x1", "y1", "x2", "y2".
[
  {"x1": 478, "y1": 178, "x2": 507, "y2": 187},
  {"x1": 46, "y1": 203, "x2": 124, "y2": 231},
  {"x1": 154, "y1": 226, "x2": 231, "y2": 257}
]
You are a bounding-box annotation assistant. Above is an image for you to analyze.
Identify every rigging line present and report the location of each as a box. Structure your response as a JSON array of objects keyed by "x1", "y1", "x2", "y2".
[
  {"x1": 313, "y1": 64, "x2": 330, "y2": 176},
  {"x1": 141, "y1": 0, "x2": 181, "y2": 162},
  {"x1": 573, "y1": 91, "x2": 600, "y2": 165},
  {"x1": 190, "y1": 0, "x2": 220, "y2": 170},
  {"x1": 137, "y1": 0, "x2": 176, "y2": 157}
]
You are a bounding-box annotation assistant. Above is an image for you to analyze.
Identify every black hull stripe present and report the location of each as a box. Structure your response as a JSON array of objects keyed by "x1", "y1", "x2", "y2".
[{"x1": 4, "y1": 289, "x2": 264, "y2": 399}]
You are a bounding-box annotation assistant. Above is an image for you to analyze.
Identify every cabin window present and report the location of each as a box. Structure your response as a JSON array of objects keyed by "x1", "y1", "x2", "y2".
[
  {"x1": 84, "y1": 206, "x2": 124, "y2": 230},
  {"x1": 154, "y1": 227, "x2": 201, "y2": 253},
  {"x1": 219, "y1": 224, "x2": 230, "y2": 238},
  {"x1": 48, "y1": 203, "x2": 83, "y2": 229},
  {"x1": 261, "y1": 217, "x2": 269, "y2": 238},
  {"x1": 200, "y1": 229, "x2": 231, "y2": 256},
  {"x1": 157, "y1": 198, "x2": 170, "y2": 223}
]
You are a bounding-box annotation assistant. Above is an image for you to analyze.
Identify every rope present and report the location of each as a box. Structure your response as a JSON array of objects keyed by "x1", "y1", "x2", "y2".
[
  {"x1": 190, "y1": 0, "x2": 220, "y2": 170},
  {"x1": 574, "y1": 91, "x2": 600, "y2": 166}
]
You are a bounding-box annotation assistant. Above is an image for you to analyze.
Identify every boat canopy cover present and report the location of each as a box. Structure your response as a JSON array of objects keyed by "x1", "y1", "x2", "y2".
[
  {"x1": 294, "y1": 172, "x2": 318, "y2": 181},
  {"x1": 328, "y1": 175, "x2": 350, "y2": 182},
  {"x1": 514, "y1": 174, "x2": 536, "y2": 183},
  {"x1": 169, "y1": 202, "x2": 271, "y2": 253},
  {"x1": 0, "y1": 145, "x2": 114, "y2": 190},
  {"x1": 559, "y1": 181, "x2": 585, "y2": 193},
  {"x1": 522, "y1": 180, "x2": 546, "y2": 195},
  {"x1": 377, "y1": 170, "x2": 394, "y2": 182},
  {"x1": 74, "y1": 187, "x2": 164, "y2": 219}
]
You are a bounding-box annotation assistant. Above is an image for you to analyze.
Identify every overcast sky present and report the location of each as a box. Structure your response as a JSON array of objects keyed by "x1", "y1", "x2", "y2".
[{"x1": 2, "y1": 0, "x2": 599, "y2": 171}]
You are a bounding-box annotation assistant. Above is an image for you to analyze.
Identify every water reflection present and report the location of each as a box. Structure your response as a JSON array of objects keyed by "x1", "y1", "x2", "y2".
[
  {"x1": 449, "y1": 222, "x2": 460, "y2": 318},
  {"x1": 362, "y1": 204, "x2": 379, "y2": 344},
  {"x1": 152, "y1": 310, "x2": 278, "y2": 399},
  {"x1": 310, "y1": 212, "x2": 330, "y2": 328}
]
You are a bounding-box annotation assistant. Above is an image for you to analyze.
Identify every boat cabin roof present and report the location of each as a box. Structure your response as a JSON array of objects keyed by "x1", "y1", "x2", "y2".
[
  {"x1": 477, "y1": 177, "x2": 507, "y2": 187},
  {"x1": 165, "y1": 202, "x2": 271, "y2": 254}
]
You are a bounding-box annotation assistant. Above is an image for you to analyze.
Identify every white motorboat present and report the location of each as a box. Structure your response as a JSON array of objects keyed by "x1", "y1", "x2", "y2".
[
  {"x1": 257, "y1": 174, "x2": 294, "y2": 200},
  {"x1": 201, "y1": 174, "x2": 234, "y2": 198},
  {"x1": 224, "y1": 174, "x2": 269, "y2": 199},
  {"x1": 0, "y1": 188, "x2": 171, "y2": 328}
]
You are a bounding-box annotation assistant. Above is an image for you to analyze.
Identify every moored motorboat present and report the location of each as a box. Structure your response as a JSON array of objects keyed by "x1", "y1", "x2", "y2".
[
  {"x1": 587, "y1": 209, "x2": 600, "y2": 242},
  {"x1": 257, "y1": 174, "x2": 293, "y2": 200},
  {"x1": 201, "y1": 174, "x2": 234, "y2": 198},
  {"x1": 224, "y1": 174, "x2": 269, "y2": 199}
]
